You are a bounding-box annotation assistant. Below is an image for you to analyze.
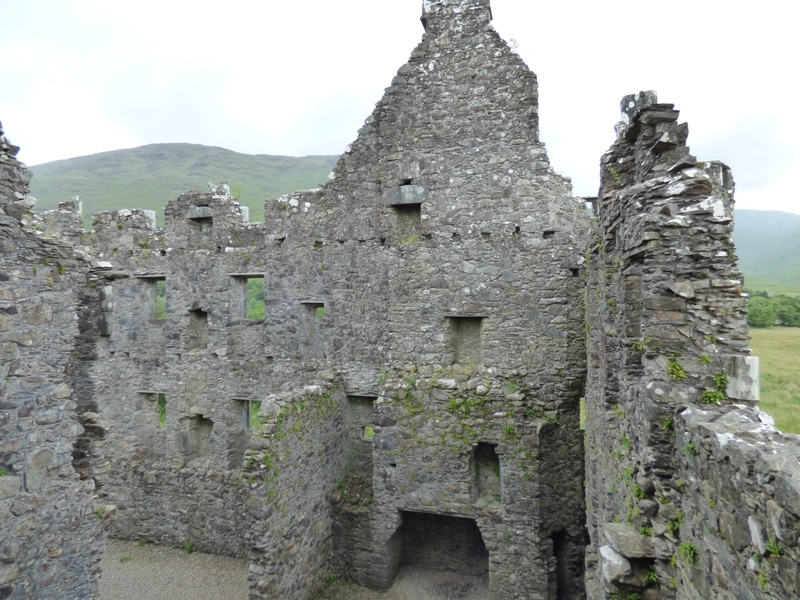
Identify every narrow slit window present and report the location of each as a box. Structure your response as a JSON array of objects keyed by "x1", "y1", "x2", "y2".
[
  {"x1": 473, "y1": 442, "x2": 500, "y2": 499},
  {"x1": 346, "y1": 395, "x2": 376, "y2": 475},
  {"x1": 236, "y1": 399, "x2": 262, "y2": 429},
  {"x1": 157, "y1": 393, "x2": 167, "y2": 428},
  {"x1": 186, "y1": 309, "x2": 208, "y2": 350},
  {"x1": 299, "y1": 301, "x2": 326, "y2": 356},
  {"x1": 154, "y1": 280, "x2": 166, "y2": 319}
]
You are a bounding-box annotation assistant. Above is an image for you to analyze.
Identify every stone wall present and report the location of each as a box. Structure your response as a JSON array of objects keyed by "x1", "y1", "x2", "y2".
[
  {"x1": 241, "y1": 383, "x2": 350, "y2": 600},
  {"x1": 83, "y1": 192, "x2": 265, "y2": 557},
  {"x1": 674, "y1": 406, "x2": 800, "y2": 599},
  {"x1": 0, "y1": 122, "x2": 103, "y2": 600},
  {"x1": 583, "y1": 92, "x2": 799, "y2": 600}
]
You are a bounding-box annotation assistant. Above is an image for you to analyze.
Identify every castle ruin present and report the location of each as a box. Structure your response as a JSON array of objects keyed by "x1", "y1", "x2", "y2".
[{"x1": 1, "y1": 1, "x2": 799, "y2": 599}]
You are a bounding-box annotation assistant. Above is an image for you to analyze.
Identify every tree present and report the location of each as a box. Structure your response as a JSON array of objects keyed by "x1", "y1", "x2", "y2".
[
  {"x1": 773, "y1": 295, "x2": 800, "y2": 327},
  {"x1": 747, "y1": 296, "x2": 777, "y2": 328}
]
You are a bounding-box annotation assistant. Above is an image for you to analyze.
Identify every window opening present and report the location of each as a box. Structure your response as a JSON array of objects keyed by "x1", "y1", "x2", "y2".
[
  {"x1": 473, "y1": 442, "x2": 501, "y2": 501},
  {"x1": 154, "y1": 280, "x2": 166, "y2": 319},
  {"x1": 231, "y1": 275, "x2": 264, "y2": 319},
  {"x1": 187, "y1": 205, "x2": 213, "y2": 228},
  {"x1": 246, "y1": 277, "x2": 265, "y2": 319},
  {"x1": 447, "y1": 316, "x2": 485, "y2": 365},
  {"x1": 135, "y1": 392, "x2": 168, "y2": 458},
  {"x1": 176, "y1": 415, "x2": 213, "y2": 460},
  {"x1": 236, "y1": 399, "x2": 262, "y2": 429},
  {"x1": 157, "y1": 393, "x2": 167, "y2": 428},
  {"x1": 346, "y1": 395, "x2": 376, "y2": 475},
  {"x1": 186, "y1": 309, "x2": 208, "y2": 350},
  {"x1": 135, "y1": 275, "x2": 166, "y2": 320},
  {"x1": 300, "y1": 301, "x2": 326, "y2": 356},
  {"x1": 393, "y1": 204, "x2": 422, "y2": 242}
]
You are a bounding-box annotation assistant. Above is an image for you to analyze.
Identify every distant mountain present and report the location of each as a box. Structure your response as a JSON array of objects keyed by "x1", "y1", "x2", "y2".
[
  {"x1": 734, "y1": 209, "x2": 800, "y2": 295},
  {"x1": 28, "y1": 143, "x2": 339, "y2": 225}
]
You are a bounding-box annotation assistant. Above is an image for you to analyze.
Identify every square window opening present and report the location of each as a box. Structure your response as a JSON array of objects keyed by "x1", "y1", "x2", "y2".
[
  {"x1": 392, "y1": 203, "x2": 421, "y2": 241},
  {"x1": 362, "y1": 425, "x2": 375, "y2": 441},
  {"x1": 447, "y1": 316, "x2": 484, "y2": 365},
  {"x1": 176, "y1": 415, "x2": 213, "y2": 460},
  {"x1": 187, "y1": 205, "x2": 213, "y2": 228}
]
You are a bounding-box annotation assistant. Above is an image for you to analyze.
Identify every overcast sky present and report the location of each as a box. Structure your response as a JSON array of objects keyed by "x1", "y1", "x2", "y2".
[{"x1": 1, "y1": 0, "x2": 797, "y2": 214}]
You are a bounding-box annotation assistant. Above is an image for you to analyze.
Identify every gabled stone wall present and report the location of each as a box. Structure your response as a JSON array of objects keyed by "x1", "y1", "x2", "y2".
[{"x1": 66, "y1": 1, "x2": 588, "y2": 598}]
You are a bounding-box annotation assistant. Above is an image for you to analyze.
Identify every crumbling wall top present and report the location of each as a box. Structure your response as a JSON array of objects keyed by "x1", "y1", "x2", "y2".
[{"x1": 421, "y1": 0, "x2": 492, "y2": 34}]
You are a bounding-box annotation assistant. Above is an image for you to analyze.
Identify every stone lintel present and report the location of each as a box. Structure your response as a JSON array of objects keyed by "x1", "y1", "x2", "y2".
[
  {"x1": 187, "y1": 206, "x2": 213, "y2": 220},
  {"x1": 385, "y1": 185, "x2": 429, "y2": 206}
]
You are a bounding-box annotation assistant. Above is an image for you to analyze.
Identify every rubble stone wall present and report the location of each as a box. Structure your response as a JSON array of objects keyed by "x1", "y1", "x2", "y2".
[
  {"x1": 584, "y1": 92, "x2": 799, "y2": 600},
  {"x1": 0, "y1": 122, "x2": 103, "y2": 600},
  {"x1": 241, "y1": 383, "x2": 349, "y2": 600}
]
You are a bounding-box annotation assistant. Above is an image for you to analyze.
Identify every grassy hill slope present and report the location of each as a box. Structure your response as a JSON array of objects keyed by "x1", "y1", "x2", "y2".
[
  {"x1": 28, "y1": 143, "x2": 339, "y2": 225},
  {"x1": 734, "y1": 209, "x2": 800, "y2": 295}
]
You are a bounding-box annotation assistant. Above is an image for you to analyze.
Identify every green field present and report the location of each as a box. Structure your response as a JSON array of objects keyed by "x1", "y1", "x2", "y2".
[{"x1": 749, "y1": 327, "x2": 800, "y2": 434}]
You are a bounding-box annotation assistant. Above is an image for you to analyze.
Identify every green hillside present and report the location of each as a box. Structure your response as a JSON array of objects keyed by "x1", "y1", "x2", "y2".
[
  {"x1": 28, "y1": 143, "x2": 339, "y2": 225},
  {"x1": 734, "y1": 209, "x2": 800, "y2": 296}
]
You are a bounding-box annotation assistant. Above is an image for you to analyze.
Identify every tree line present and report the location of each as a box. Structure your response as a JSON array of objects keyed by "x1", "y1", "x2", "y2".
[{"x1": 746, "y1": 291, "x2": 800, "y2": 328}]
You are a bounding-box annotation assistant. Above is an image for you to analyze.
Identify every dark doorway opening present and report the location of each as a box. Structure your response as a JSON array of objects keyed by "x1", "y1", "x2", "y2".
[{"x1": 401, "y1": 512, "x2": 489, "y2": 578}]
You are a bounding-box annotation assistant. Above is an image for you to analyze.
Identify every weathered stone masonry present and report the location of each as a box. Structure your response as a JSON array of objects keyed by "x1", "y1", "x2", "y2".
[
  {"x1": 2, "y1": 2, "x2": 800, "y2": 600},
  {"x1": 1, "y1": 122, "x2": 103, "y2": 599},
  {"x1": 74, "y1": 1, "x2": 587, "y2": 597},
  {"x1": 585, "y1": 92, "x2": 800, "y2": 600}
]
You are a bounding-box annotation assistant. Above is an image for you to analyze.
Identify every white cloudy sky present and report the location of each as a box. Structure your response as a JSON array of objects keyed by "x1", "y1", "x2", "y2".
[{"x1": 1, "y1": 0, "x2": 797, "y2": 214}]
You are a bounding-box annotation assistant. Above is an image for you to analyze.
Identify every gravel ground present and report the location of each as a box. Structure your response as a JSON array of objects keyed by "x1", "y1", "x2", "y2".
[
  {"x1": 99, "y1": 539, "x2": 488, "y2": 600},
  {"x1": 98, "y1": 539, "x2": 249, "y2": 600},
  {"x1": 312, "y1": 567, "x2": 488, "y2": 600}
]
